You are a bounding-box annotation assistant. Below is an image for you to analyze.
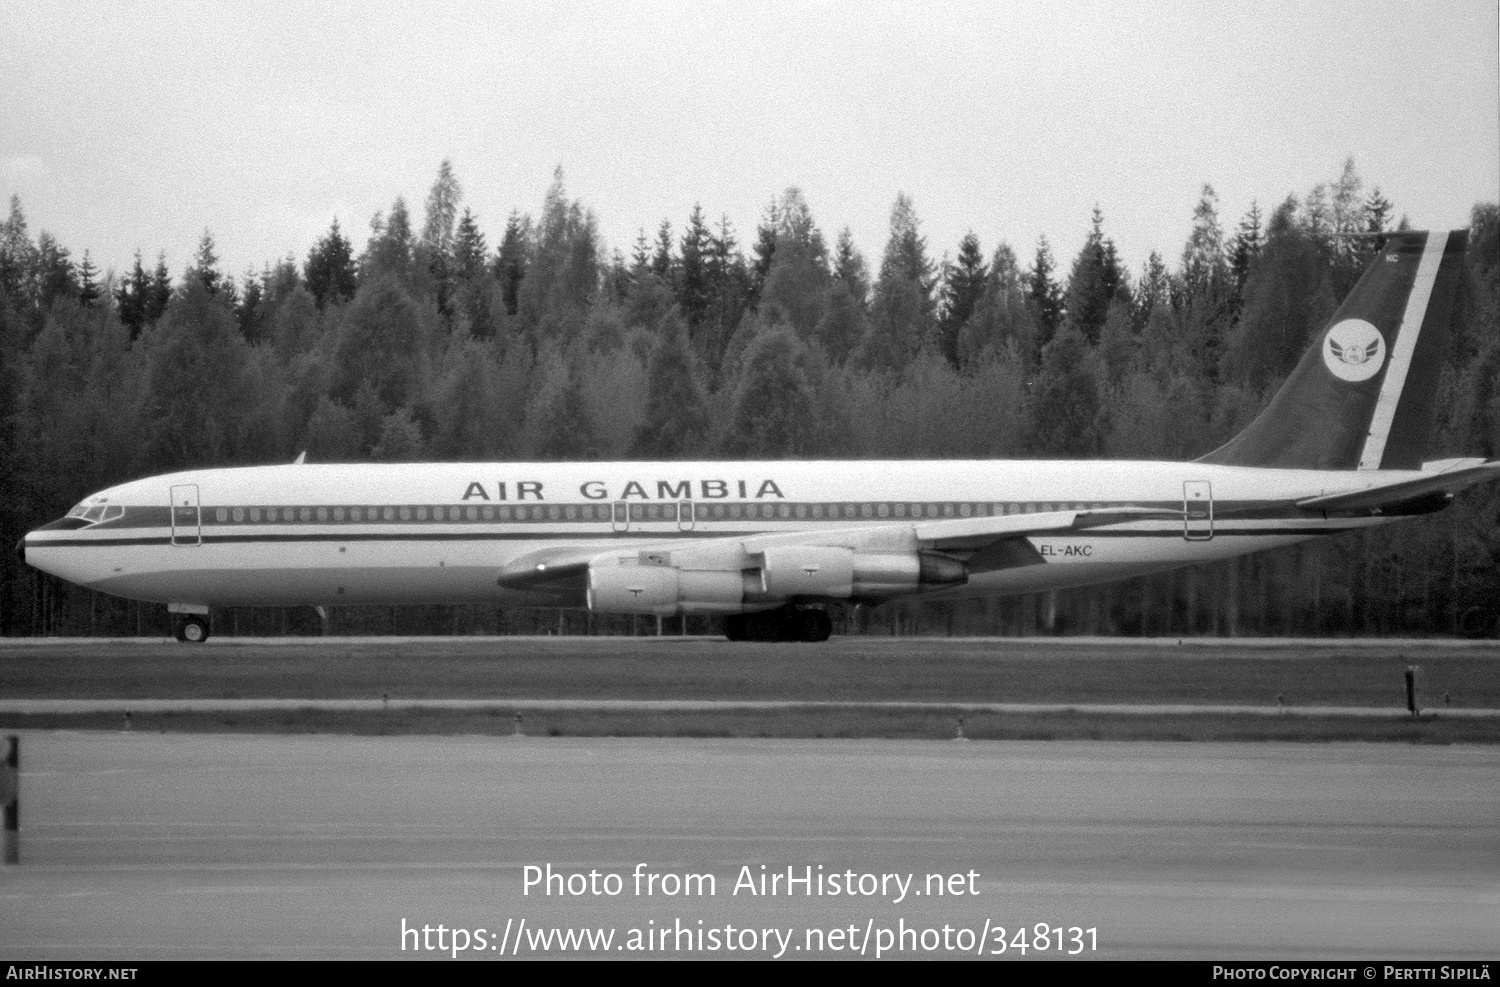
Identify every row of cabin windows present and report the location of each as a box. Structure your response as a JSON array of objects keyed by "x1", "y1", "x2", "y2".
[{"x1": 202, "y1": 501, "x2": 1113, "y2": 525}]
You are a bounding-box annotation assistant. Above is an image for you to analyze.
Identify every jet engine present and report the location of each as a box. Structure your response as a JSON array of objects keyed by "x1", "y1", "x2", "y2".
[{"x1": 586, "y1": 548, "x2": 967, "y2": 616}]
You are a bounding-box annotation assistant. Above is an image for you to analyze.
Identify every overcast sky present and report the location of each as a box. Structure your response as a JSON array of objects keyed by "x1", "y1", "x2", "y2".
[{"x1": 3, "y1": 1, "x2": 1497, "y2": 286}]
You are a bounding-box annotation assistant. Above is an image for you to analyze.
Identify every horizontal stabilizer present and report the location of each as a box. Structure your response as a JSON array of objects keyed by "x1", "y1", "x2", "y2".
[{"x1": 1296, "y1": 459, "x2": 1500, "y2": 512}]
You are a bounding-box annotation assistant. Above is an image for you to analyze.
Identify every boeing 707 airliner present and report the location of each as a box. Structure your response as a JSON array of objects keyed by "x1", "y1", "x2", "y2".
[{"x1": 20, "y1": 230, "x2": 1499, "y2": 641}]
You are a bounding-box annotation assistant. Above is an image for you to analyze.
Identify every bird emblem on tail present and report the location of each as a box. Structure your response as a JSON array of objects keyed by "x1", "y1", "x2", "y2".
[{"x1": 1323, "y1": 319, "x2": 1386, "y2": 382}]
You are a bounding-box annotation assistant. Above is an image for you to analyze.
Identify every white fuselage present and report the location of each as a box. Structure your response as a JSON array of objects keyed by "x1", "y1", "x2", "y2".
[{"x1": 22, "y1": 459, "x2": 1405, "y2": 611}]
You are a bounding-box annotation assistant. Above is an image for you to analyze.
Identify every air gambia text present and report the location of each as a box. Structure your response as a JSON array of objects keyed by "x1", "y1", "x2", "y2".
[{"x1": 523, "y1": 863, "x2": 979, "y2": 906}]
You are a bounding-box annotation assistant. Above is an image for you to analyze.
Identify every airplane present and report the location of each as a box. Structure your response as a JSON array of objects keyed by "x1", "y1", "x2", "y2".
[{"x1": 19, "y1": 229, "x2": 1500, "y2": 643}]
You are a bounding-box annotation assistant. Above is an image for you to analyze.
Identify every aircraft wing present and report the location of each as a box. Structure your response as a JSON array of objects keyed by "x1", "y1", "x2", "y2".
[
  {"x1": 495, "y1": 505, "x2": 1183, "y2": 593},
  {"x1": 1296, "y1": 459, "x2": 1500, "y2": 513}
]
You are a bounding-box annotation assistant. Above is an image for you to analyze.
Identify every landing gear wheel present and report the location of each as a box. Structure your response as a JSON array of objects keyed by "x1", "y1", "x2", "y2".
[
  {"x1": 794, "y1": 609, "x2": 833, "y2": 642},
  {"x1": 175, "y1": 615, "x2": 210, "y2": 644},
  {"x1": 729, "y1": 607, "x2": 831, "y2": 642}
]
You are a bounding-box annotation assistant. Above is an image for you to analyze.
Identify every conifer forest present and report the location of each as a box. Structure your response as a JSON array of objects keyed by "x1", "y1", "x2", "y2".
[{"x1": 2, "y1": 159, "x2": 1497, "y2": 637}]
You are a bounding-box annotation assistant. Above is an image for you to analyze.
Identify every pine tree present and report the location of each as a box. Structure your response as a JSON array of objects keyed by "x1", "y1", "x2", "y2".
[
  {"x1": 237, "y1": 266, "x2": 264, "y2": 341},
  {"x1": 1062, "y1": 207, "x2": 1128, "y2": 346},
  {"x1": 958, "y1": 244, "x2": 1034, "y2": 367},
  {"x1": 873, "y1": 193, "x2": 936, "y2": 325},
  {"x1": 452, "y1": 209, "x2": 488, "y2": 284},
  {"x1": 1364, "y1": 188, "x2": 1393, "y2": 234},
  {"x1": 76, "y1": 251, "x2": 99, "y2": 307},
  {"x1": 1181, "y1": 185, "x2": 1226, "y2": 298},
  {"x1": 705, "y1": 214, "x2": 748, "y2": 367},
  {"x1": 116, "y1": 250, "x2": 150, "y2": 338},
  {"x1": 832, "y1": 227, "x2": 870, "y2": 309},
  {"x1": 677, "y1": 204, "x2": 712, "y2": 329},
  {"x1": 420, "y1": 160, "x2": 464, "y2": 320},
  {"x1": 749, "y1": 197, "x2": 780, "y2": 306},
  {"x1": 146, "y1": 252, "x2": 172, "y2": 324},
  {"x1": 495, "y1": 210, "x2": 530, "y2": 316},
  {"x1": 651, "y1": 219, "x2": 674, "y2": 282},
  {"x1": 190, "y1": 229, "x2": 222, "y2": 295},
  {"x1": 939, "y1": 232, "x2": 987, "y2": 363},
  {"x1": 35, "y1": 232, "x2": 77, "y2": 310},
  {"x1": 1134, "y1": 251, "x2": 1170, "y2": 331},
  {"x1": 515, "y1": 167, "x2": 599, "y2": 340},
  {"x1": 630, "y1": 228, "x2": 651, "y2": 280},
  {"x1": 1026, "y1": 236, "x2": 1063, "y2": 349},
  {"x1": 1228, "y1": 202, "x2": 1264, "y2": 307},
  {"x1": 421, "y1": 159, "x2": 463, "y2": 256},
  {"x1": 362, "y1": 197, "x2": 415, "y2": 284},
  {"x1": 0, "y1": 195, "x2": 35, "y2": 305},
  {"x1": 304, "y1": 218, "x2": 358, "y2": 308}
]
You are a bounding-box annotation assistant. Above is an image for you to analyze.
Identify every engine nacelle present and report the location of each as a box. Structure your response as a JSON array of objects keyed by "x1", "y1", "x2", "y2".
[
  {"x1": 586, "y1": 563, "x2": 747, "y2": 616},
  {"x1": 760, "y1": 546, "x2": 855, "y2": 597},
  {"x1": 759, "y1": 548, "x2": 967, "y2": 599}
]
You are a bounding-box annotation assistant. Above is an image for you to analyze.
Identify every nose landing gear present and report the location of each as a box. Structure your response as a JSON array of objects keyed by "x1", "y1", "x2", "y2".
[{"x1": 174, "y1": 615, "x2": 210, "y2": 643}]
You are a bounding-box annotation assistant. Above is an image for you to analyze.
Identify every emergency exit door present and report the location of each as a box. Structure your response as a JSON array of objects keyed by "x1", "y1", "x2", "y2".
[
  {"x1": 1183, "y1": 481, "x2": 1213, "y2": 541},
  {"x1": 170, "y1": 484, "x2": 201, "y2": 546}
]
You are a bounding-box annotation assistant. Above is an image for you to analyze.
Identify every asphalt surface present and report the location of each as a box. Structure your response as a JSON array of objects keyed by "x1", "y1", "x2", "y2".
[{"x1": 2, "y1": 733, "x2": 1496, "y2": 960}]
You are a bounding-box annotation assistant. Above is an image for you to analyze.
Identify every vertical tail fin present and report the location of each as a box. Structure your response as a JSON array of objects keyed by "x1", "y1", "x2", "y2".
[{"x1": 1199, "y1": 230, "x2": 1468, "y2": 471}]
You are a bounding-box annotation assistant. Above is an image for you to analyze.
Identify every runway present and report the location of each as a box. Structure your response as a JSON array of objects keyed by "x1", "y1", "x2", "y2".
[
  {"x1": 4, "y1": 697, "x2": 1497, "y2": 717},
  {"x1": 2, "y1": 733, "x2": 1496, "y2": 960}
]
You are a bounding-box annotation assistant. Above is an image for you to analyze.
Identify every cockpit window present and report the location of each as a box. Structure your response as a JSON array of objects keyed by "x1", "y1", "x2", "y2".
[
  {"x1": 67, "y1": 502, "x2": 90, "y2": 518},
  {"x1": 103, "y1": 505, "x2": 124, "y2": 521},
  {"x1": 83, "y1": 506, "x2": 105, "y2": 521}
]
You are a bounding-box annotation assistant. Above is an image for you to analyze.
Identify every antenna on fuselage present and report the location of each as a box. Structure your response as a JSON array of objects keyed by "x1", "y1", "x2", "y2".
[{"x1": 292, "y1": 451, "x2": 307, "y2": 465}]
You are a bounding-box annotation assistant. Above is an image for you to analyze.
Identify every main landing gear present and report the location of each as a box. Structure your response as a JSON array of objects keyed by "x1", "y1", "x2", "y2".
[
  {"x1": 723, "y1": 607, "x2": 832, "y2": 643},
  {"x1": 174, "y1": 614, "x2": 211, "y2": 643}
]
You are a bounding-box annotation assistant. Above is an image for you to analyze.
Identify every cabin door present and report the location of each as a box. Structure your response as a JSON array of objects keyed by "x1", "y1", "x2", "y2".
[
  {"x1": 1183, "y1": 481, "x2": 1213, "y2": 541},
  {"x1": 612, "y1": 501, "x2": 629, "y2": 533},
  {"x1": 170, "y1": 484, "x2": 201, "y2": 547}
]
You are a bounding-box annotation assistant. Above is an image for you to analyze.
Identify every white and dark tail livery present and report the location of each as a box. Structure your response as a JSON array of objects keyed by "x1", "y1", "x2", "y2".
[
  {"x1": 1202, "y1": 230, "x2": 1468, "y2": 471},
  {"x1": 20, "y1": 229, "x2": 1499, "y2": 642}
]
